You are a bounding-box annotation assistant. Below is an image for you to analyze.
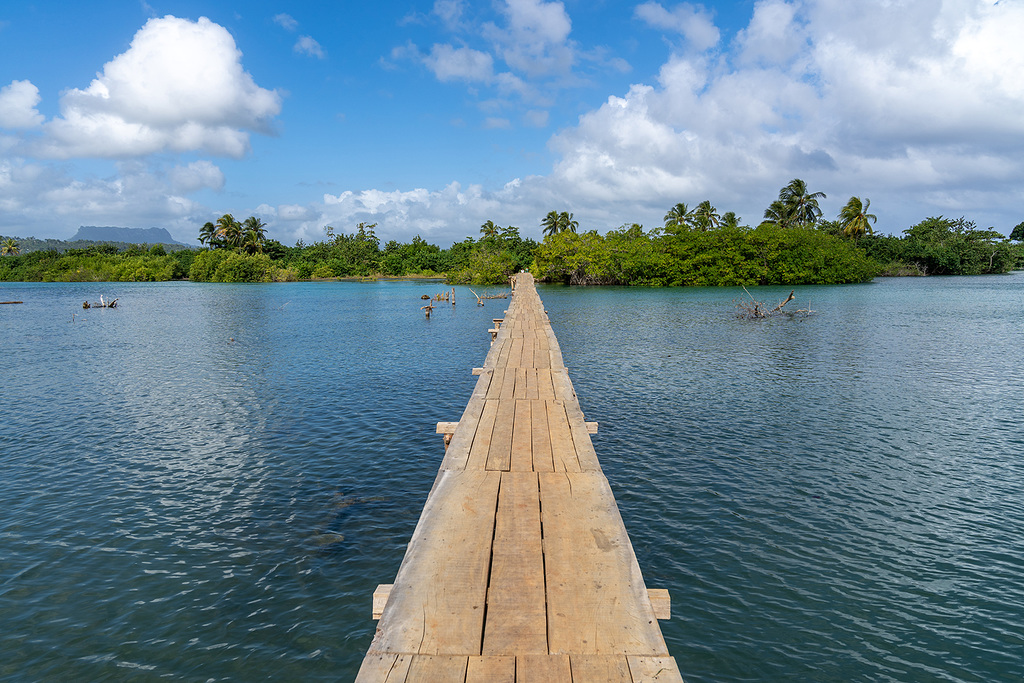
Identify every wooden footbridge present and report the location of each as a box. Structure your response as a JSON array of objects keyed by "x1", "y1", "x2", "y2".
[{"x1": 357, "y1": 273, "x2": 683, "y2": 682}]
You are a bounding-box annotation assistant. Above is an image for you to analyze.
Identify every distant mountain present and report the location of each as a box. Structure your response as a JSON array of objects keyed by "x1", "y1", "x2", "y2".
[{"x1": 72, "y1": 226, "x2": 186, "y2": 245}]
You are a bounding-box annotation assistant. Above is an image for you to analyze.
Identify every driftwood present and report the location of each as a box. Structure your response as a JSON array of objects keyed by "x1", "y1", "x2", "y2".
[
  {"x1": 736, "y1": 288, "x2": 813, "y2": 319},
  {"x1": 0, "y1": 301, "x2": 23, "y2": 305},
  {"x1": 421, "y1": 303, "x2": 434, "y2": 318},
  {"x1": 468, "y1": 288, "x2": 509, "y2": 306},
  {"x1": 83, "y1": 296, "x2": 118, "y2": 309}
]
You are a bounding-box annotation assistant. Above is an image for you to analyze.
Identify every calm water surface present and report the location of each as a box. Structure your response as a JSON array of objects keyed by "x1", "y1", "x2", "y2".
[{"x1": 1, "y1": 275, "x2": 1022, "y2": 681}]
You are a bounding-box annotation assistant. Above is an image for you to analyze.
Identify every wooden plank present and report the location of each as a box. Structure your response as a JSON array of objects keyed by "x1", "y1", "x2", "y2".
[
  {"x1": 514, "y1": 368, "x2": 529, "y2": 399},
  {"x1": 508, "y1": 338, "x2": 524, "y2": 367},
  {"x1": 406, "y1": 655, "x2": 469, "y2": 682},
  {"x1": 368, "y1": 469, "x2": 500, "y2": 655},
  {"x1": 647, "y1": 589, "x2": 670, "y2": 620},
  {"x1": 536, "y1": 370, "x2": 556, "y2": 401},
  {"x1": 568, "y1": 655, "x2": 632, "y2": 682},
  {"x1": 530, "y1": 400, "x2": 553, "y2": 473},
  {"x1": 546, "y1": 401, "x2": 580, "y2": 473},
  {"x1": 486, "y1": 368, "x2": 506, "y2": 400},
  {"x1": 524, "y1": 369, "x2": 539, "y2": 400},
  {"x1": 515, "y1": 655, "x2": 571, "y2": 683},
  {"x1": 482, "y1": 472, "x2": 546, "y2": 655},
  {"x1": 437, "y1": 422, "x2": 460, "y2": 434},
  {"x1": 539, "y1": 472, "x2": 667, "y2": 656},
  {"x1": 355, "y1": 653, "x2": 413, "y2": 683},
  {"x1": 467, "y1": 400, "x2": 500, "y2": 471},
  {"x1": 486, "y1": 400, "x2": 515, "y2": 471},
  {"x1": 466, "y1": 656, "x2": 515, "y2": 683},
  {"x1": 626, "y1": 656, "x2": 685, "y2": 683},
  {"x1": 585, "y1": 422, "x2": 598, "y2": 434},
  {"x1": 373, "y1": 583, "x2": 393, "y2": 619},
  {"x1": 520, "y1": 343, "x2": 535, "y2": 369},
  {"x1": 510, "y1": 400, "x2": 533, "y2": 472},
  {"x1": 499, "y1": 369, "x2": 517, "y2": 400}
]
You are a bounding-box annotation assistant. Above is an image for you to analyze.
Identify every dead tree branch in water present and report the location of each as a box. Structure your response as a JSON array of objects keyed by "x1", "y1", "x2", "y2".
[{"x1": 736, "y1": 288, "x2": 813, "y2": 319}]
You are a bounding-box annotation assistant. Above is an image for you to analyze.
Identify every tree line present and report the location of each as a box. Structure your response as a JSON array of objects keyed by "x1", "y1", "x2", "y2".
[{"x1": 4, "y1": 179, "x2": 1022, "y2": 284}]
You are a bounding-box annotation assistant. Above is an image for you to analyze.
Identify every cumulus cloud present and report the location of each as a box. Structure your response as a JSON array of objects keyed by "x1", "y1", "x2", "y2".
[
  {"x1": 424, "y1": 44, "x2": 494, "y2": 82},
  {"x1": 542, "y1": 0, "x2": 1024, "y2": 231},
  {"x1": 169, "y1": 160, "x2": 225, "y2": 194},
  {"x1": 0, "y1": 80, "x2": 44, "y2": 128},
  {"x1": 635, "y1": 2, "x2": 721, "y2": 51},
  {"x1": 486, "y1": 0, "x2": 574, "y2": 77},
  {"x1": 32, "y1": 16, "x2": 280, "y2": 159}
]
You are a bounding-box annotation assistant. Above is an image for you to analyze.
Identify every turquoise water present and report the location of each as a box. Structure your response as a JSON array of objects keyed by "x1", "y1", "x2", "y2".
[{"x1": 2, "y1": 276, "x2": 1022, "y2": 681}]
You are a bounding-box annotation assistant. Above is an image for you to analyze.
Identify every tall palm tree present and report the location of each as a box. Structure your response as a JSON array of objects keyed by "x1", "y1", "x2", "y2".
[
  {"x1": 664, "y1": 202, "x2": 693, "y2": 231},
  {"x1": 839, "y1": 197, "x2": 877, "y2": 240},
  {"x1": 215, "y1": 214, "x2": 242, "y2": 250},
  {"x1": 242, "y1": 216, "x2": 267, "y2": 254},
  {"x1": 763, "y1": 200, "x2": 794, "y2": 228},
  {"x1": 721, "y1": 212, "x2": 740, "y2": 229},
  {"x1": 692, "y1": 200, "x2": 721, "y2": 231},
  {"x1": 541, "y1": 211, "x2": 560, "y2": 238},
  {"x1": 198, "y1": 221, "x2": 216, "y2": 248},
  {"x1": 779, "y1": 178, "x2": 826, "y2": 225},
  {"x1": 1, "y1": 237, "x2": 19, "y2": 255},
  {"x1": 557, "y1": 211, "x2": 579, "y2": 234},
  {"x1": 480, "y1": 220, "x2": 499, "y2": 239}
]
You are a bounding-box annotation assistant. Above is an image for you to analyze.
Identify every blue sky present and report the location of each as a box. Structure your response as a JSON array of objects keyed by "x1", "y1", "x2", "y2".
[{"x1": 1, "y1": 0, "x2": 1022, "y2": 247}]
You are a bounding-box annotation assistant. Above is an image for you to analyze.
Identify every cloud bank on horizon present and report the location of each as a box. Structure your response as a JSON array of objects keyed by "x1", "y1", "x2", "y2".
[{"x1": 1, "y1": 0, "x2": 1022, "y2": 247}]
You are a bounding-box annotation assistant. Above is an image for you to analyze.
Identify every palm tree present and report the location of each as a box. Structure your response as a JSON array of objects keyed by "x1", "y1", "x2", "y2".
[
  {"x1": 1, "y1": 237, "x2": 19, "y2": 255},
  {"x1": 722, "y1": 212, "x2": 740, "y2": 229},
  {"x1": 242, "y1": 216, "x2": 267, "y2": 254},
  {"x1": 541, "y1": 211, "x2": 560, "y2": 238},
  {"x1": 663, "y1": 202, "x2": 693, "y2": 231},
  {"x1": 198, "y1": 221, "x2": 216, "y2": 248},
  {"x1": 839, "y1": 197, "x2": 877, "y2": 240},
  {"x1": 214, "y1": 214, "x2": 242, "y2": 250},
  {"x1": 779, "y1": 178, "x2": 826, "y2": 225},
  {"x1": 692, "y1": 200, "x2": 721, "y2": 231},
  {"x1": 763, "y1": 200, "x2": 794, "y2": 228},
  {"x1": 480, "y1": 220, "x2": 499, "y2": 239},
  {"x1": 557, "y1": 211, "x2": 579, "y2": 234}
]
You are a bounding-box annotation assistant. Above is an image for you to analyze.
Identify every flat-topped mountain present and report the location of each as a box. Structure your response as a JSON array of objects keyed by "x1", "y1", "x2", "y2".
[{"x1": 72, "y1": 226, "x2": 185, "y2": 245}]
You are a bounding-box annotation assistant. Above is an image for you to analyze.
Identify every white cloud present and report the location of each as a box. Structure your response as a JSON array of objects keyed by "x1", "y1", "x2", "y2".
[
  {"x1": 433, "y1": 0, "x2": 466, "y2": 30},
  {"x1": 295, "y1": 35, "x2": 326, "y2": 59},
  {"x1": 635, "y1": 2, "x2": 721, "y2": 51},
  {"x1": 31, "y1": 15, "x2": 280, "y2": 159},
  {"x1": 0, "y1": 80, "x2": 44, "y2": 128},
  {"x1": 274, "y1": 13, "x2": 298, "y2": 31},
  {"x1": 424, "y1": 44, "x2": 494, "y2": 82},
  {"x1": 169, "y1": 160, "x2": 225, "y2": 194},
  {"x1": 486, "y1": 0, "x2": 574, "y2": 77}
]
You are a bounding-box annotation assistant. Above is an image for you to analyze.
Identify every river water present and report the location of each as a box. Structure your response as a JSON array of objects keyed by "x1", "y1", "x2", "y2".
[{"x1": 1, "y1": 275, "x2": 1022, "y2": 681}]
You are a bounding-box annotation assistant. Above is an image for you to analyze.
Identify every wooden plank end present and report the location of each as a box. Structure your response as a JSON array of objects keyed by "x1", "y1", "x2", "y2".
[
  {"x1": 372, "y1": 583, "x2": 393, "y2": 620},
  {"x1": 648, "y1": 588, "x2": 671, "y2": 620},
  {"x1": 585, "y1": 421, "x2": 599, "y2": 434},
  {"x1": 436, "y1": 422, "x2": 459, "y2": 434}
]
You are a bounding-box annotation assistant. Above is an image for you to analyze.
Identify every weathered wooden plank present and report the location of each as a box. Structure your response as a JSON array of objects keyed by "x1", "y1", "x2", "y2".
[
  {"x1": 539, "y1": 472, "x2": 667, "y2": 656},
  {"x1": 536, "y1": 370, "x2": 556, "y2": 401},
  {"x1": 373, "y1": 583, "x2": 393, "y2": 620},
  {"x1": 509, "y1": 400, "x2": 533, "y2": 472},
  {"x1": 466, "y1": 656, "x2": 515, "y2": 683},
  {"x1": 626, "y1": 656, "x2": 685, "y2": 682},
  {"x1": 499, "y1": 369, "x2": 517, "y2": 400},
  {"x1": 520, "y1": 343, "x2": 535, "y2": 369},
  {"x1": 568, "y1": 655, "x2": 632, "y2": 682},
  {"x1": 355, "y1": 653, "x2": 413, "y2": 683},
  {"x1": 441, "y1": 370, "x2": 494, "y2": 471},
  {"x1": 487, "y1": 368, "x2": 506, "y2": 400},
  {"x1": 549, "y1": 370, "x2": 601, "y2": 472},
  {"x1": 546, "y1": 401, "x2": 580, "y2": 473},
  {"x1": 486, "y1": 400, "x2": 516, "y2": 471},
  {"x1": 515, "y1": 368, "x2": 529, "y2": 399},
  {"x1": 508, "y1": 338, "x2": 524, "y2": 367},
  {"x1": 647, "y1": 588, "x2": 671, "y2": 620},
  {"x1": 530, "y1": 400, "x2": 553, "y2": 472},
  {"x1": 467, "y1": 400, "x2": 500, "y2": 471},
  {"x1": 524, "y1": 368, "x2": 539, "y2": 400},
  {"x1": 515, "y1": 655, "x2": 571, "y2": 682},
  {"x1": 482, "y1": 472, "x2": 546, "y2": 655},
  {"x1": 406, "y1": 655, "x2": 468, "y2": 682},
  {"x1": 368, "y1": 469, "x2": 500, "y2": 655}
]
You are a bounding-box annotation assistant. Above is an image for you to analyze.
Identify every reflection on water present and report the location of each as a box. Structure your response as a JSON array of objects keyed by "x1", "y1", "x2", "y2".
[{"x1": 1, "y1": 275, "x2": 1023, "y2": 681}]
